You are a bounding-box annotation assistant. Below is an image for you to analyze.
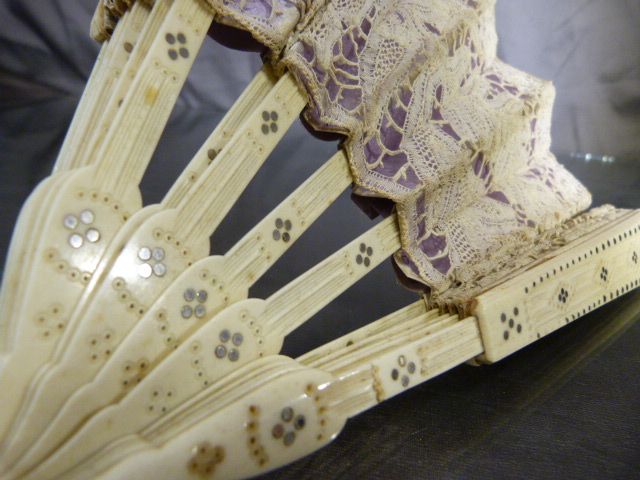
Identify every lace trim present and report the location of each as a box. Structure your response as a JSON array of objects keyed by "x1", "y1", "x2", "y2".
[{"x1": 282, "y1": 0, "x2": 591, "y2": 294}]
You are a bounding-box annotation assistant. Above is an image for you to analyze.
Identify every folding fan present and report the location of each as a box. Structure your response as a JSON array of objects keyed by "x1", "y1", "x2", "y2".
[{"x1": 0, "y1": 0, "x2": 638, "y2": 479}]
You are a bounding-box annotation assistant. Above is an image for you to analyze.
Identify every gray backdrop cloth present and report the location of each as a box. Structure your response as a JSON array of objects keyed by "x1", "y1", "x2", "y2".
[{"x1": 0, "y1": 1, "x2": 639, "y2": 479}]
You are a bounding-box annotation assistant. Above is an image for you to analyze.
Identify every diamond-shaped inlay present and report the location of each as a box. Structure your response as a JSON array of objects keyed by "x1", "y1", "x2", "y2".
[
  {"x1": 390, "y1": 354, "x2": 417, "y2": 388},
  {"x1": 271, "y1": 406, "x2": 305, "y2": 447},
  {"x1": 356, "y1": 243, "x2": 374, "y2": 267}
]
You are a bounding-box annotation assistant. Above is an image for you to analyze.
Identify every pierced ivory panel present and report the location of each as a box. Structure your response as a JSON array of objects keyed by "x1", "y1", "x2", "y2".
[{"x1": 474, "y1": 209, "x2": 640, "y2": 363}]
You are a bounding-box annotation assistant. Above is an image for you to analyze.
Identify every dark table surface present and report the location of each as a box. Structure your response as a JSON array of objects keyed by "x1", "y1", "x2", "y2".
[{"x1": 1, "y1": 1, "x2": 639, "y2": 479}]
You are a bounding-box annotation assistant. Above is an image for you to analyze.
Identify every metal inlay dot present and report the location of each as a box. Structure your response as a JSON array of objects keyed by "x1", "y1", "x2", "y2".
[
  {"x1": 215, "y1": 345, "x2": 227, "y2": 358},
  {"x1": 261, "y1": 125, "x2": 269, "y2": 135},
  {"x1": 184, "y1": 288, "x2": 196, "y2": 302},
  {"x1": 86, "y1": 228, "x2": 100, "y2": 243},
  {"x1": 270, "y1": 111, "x2": 278, "y2": 121},
  {"x1": 197, "y1": 290, "x2": 208, "y2": 303},
  {"x1": 284, "y1": 220, "x2": 292, "y2": 231},
  {"x1": 232, "y1": 333, "x2": 243, "y2": 346},
  {"x1": 152, "y1": 248, "x2": 165, "y2": 260},
  {"x1": 366, "y1": 247, "x2": 373, "y2": 256},
  {"x1": 194, "y1": 305, "x2": 206, "y2": 318},
  {"x1": 166, "y1": 33, "x2": 176, "y2": 44},
  {"x1": 138, "y1": 263, "x2": 153, "y2": 278},
  {"x1": 398, "y1": 355, "x2": 406, "y2": 367},
  {"x1": 270, "y1": 123, "x2": 278, "y2": 133},
  {"x1": 272, "y1": 424, "x2": 284, "y2": 439},
  {"x1": 124, "y1": 42, "x2": 133, "y2": 53},
  {"x1": 262, "y1": 111, "x2": 270, "y2": 121},
  {"x1": 282, "y1": 232, "x2": 290, "y2": 242},
  {"x1": 80, "y1": 210, "x2": 94, "y2": 224},
  {"x1": 401, "y1": 375, "x2": 410, "y2": 387},
  {"x1": 407, "y1": 362, "x2": 416, "y2": 374},
  {"x1": 168, "y1": 49, "x2": 178, "y2": 60},
  {"x1": 391, "y1": 369, "x2": 399, "y2": 381},
  {"x1": 283, "y1": 431, "x2": 296, "y2": 446},
  {"x1": 181, "y1": 306, "x2": 193, "y2": 319},
  {"x1": 356, "y1": 255, "x2": 363, "y2": 265},
  {"x1": 294, "y1": 415, "x2": 305, "y2": 430},
  {"x1": 63, "y1": 215, "x2": 78, "y2": 230},
  {"x1": 228, "y1": 349, "x2": 239, "y2": 362},
  {"x1": 153, "y1": 263, "x2": 167, "y2": 276},
  {"x1": 364, "y1": 257, "x2": 371, "y2": 267},
  {"x1": 69, "y1": 234, "x2": 84, "y2": 249},
  {"x1": 281, "y1": 407, "x2": 294, "y2": 422},
  {"x1": 275, "y1": 218, "x2": 284, "y2": 229},
  {"x1": 179, "y1": 48, "x2": 189, "y2": 58},
  {"x1": 273, "y1": 230, "x2": 281, "y2": 241},
  {"x1": 360, "y1": 243, "x2": 366, "y2": 253},
  {"x1": 177, "y1": 33, "x2": 186, "y2": 44},
  {"x1": 139, "y1": 247, "x2": 151, "y2": 261},
  {"x1": 220, "y1": 329, "x2": 231, "y2": 342}
]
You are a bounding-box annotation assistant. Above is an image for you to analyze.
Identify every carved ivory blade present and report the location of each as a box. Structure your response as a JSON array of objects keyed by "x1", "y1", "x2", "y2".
[
  {"x1": 0, "y1": 2, "x2": 153, "y2": 353},
  {"x1": 9, "y1": 151, "x2": 351, "y2": 475},
  {"x1": 0, "y1": 0, "x2": 214, "y2": 446},
  {"x1": 13, "y1": 215, "x2": 401, "y2": 479},
  {"x1": 23, "y1": 209, "x2": 640, "y2": 480},
  {"x1": 53, "y1": 2, "x2": 152, "y2": 173},
  {"x1": 27, "y1": 302, "x2": 482, "y2": 480},
  {"x1": 0, "y1": 72, "x2": 307, "y2": 469}
]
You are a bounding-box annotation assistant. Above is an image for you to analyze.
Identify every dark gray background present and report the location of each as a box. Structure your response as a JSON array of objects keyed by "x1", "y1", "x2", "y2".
[{"x1": 0, "y1": 1, "x2": 639, "y2": 479}]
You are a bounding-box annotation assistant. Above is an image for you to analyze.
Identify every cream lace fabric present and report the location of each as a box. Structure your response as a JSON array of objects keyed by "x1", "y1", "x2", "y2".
[
  {"x1": 93, "y1": 0, "x2": 592, "y2": 301},
  {"x1": 282, "y1": 0, "x2": 591, "y2": 294}
]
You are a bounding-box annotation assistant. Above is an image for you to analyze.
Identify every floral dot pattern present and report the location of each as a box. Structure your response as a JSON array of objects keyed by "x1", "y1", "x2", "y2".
[
  {"x1": 271, "y1": 406, "x2": 305, "y2": 447},
  {"x1": 63, "y1": 210, "x2": 100, "y2": 249},
  {"x1": 181, "y1": 288, "x2": 208, "y2": 319},
  {"x1": 272, "y1": 217, "x2": 292, "y2": 242},
  {"x1": 214, "y1": 329, "x2": 243, "y2": 362},
  {"x1": 390, "y1": 354, "x2": 417, "y2": 388},
  {"x1": 501, "y1": 306, "x2": 523, "y2": 341},
  {"x1": 356, "y1": 243, "x2": 374, "y2": 267},
  {"x1": 165, "y1": 32, "x2": 189, "y2": 61},
  {"x1": 261, "y1": 110, "x2": 279, "y2": 135},
  {"x1": 187, "y1": 442, "x2": 225, "y2": 478},
  {"x1": 138, "y1": 247, "x2": 167, "y2": 278}
]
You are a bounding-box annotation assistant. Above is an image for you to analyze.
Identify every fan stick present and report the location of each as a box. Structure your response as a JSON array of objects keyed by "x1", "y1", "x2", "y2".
[
  {"x1": 54, "y1": 2, "x2": 152, "y2": 173},
  {"x1": 0, "y1": 2, "x2": 152, "y2": 352},
  {"x1": 0, "y1": 71, "x2": 307, "y2": 468},
  {"x1": 0, "y1": 0, "x2": 214, "y2": 445},
  {"x1": 163, "y1": 64, "x2": 279, "y2": 209},
  {"x1": 28, "y1": 302, "x2": 476, "y2": 480},
  {"x1": 33, "y1": 207, "x2": 640, "y2": 480},
  {"x1": 15, "y1": 215, "x2": 400, "y2": 480},
  {"x1": 9, "y1": 151, "x2": 351, "y2": 475}
]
